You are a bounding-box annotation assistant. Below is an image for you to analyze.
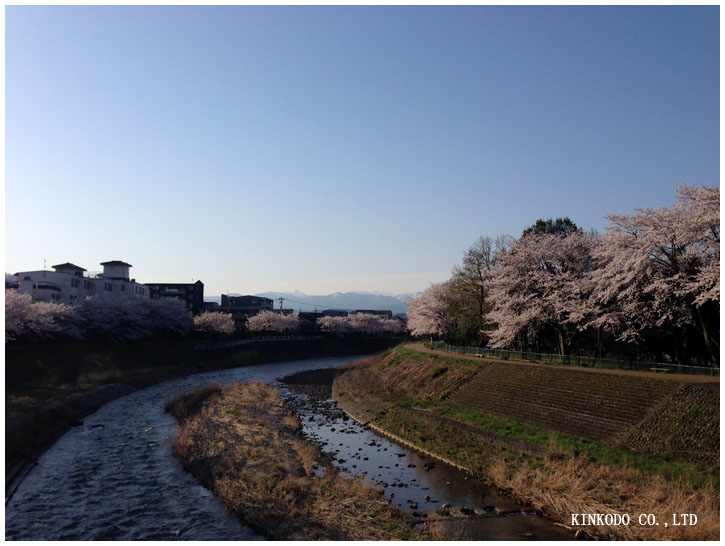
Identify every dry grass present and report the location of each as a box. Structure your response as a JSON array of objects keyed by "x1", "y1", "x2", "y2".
[
  {"x1": 486, "y1": 446, "x2": 719, "y2": 540},
  {"x1": 169, "y1": 381, "x2": 425, "y2": 540},
  {"x1": 75, "y1": 365, "x2": 130, "y2": 386}
]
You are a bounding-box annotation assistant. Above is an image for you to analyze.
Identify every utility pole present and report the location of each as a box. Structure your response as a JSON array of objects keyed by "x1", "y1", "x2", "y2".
[{"x1": 278, "y1": 297, "x2": 284, "y2": 310}]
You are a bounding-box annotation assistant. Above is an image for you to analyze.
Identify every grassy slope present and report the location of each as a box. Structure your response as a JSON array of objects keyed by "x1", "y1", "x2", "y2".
[
  {"x1": 620, "y1": 383, "x2": 720, "y2": 466},
  {"x1": 333, "y1": 346, "x2": 720, "y2": 539}
]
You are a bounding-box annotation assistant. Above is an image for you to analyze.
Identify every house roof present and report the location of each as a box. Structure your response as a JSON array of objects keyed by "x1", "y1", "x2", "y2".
[
  {"x1": 52, "y1": 262, "x2": 87, "y2": 271},
  {"x1": 146, "y1": 280, "x2": 203, "y2": 287},
  {"x1": 100, "y1": 260, "x2": 132, "y2": 267}
]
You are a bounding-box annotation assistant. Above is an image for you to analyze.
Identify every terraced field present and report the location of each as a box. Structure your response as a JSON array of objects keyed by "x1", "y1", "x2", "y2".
[{"x1": 448, "y1": 362, "x2": 681, "y2": 442}]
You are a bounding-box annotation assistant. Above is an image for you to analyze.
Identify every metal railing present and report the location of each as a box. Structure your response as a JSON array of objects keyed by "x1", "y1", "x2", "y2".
[
  {"x1": 194, "y1": 335, "x2": 322, "y2": 351},
  {"x1": 429, "y1": 341, "x2": 719, "y2": 376}
]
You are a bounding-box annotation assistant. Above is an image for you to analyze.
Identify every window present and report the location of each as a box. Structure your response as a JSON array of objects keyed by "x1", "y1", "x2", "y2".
[
  {"x1": 70, "y1": 295, "x2": 77, "y2": 302},
  {"x1": 71, "y1": 278, "x2": 80, "y2": 288},
  {"x1": 83, "y1": 280, "x2": 91, "y2": 289},
  {"x1": 104, "y1": 282, "x2": 112, "y2": 291},
  {"x1": 51, "y1": 293, "x2": 60, "y2": 301},
  {"x1": 23, "y1": 276, "x2": 31, "y2": 281},
  {"x1": 121, "y1": 284, "x2": 125, "y2": 292}
]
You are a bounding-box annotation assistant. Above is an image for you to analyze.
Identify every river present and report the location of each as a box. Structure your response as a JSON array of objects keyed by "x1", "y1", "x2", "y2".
[{"x1": 5, "y1": 355, "x2": 572, "y2": 540}]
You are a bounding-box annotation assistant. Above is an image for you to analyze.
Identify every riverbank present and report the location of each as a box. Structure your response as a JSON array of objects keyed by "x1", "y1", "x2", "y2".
[
  {"x1": 168, "y1": 382, "x2": 427, "y2": 540},
  {"x1": 332, "y1": 346, "x2": 720, "y2": 540},
  {"x1": 5, "y1": 336, "x2": 404, "y2": 497}
]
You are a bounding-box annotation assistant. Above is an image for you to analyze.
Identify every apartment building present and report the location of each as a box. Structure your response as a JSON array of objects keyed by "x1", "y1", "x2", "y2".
[
  {"x1": 146, "y1": 280, "x2": 205, "y2": 315},
  {"x1": 15, "y1": 260, "x2": 149, "y2": 305}
]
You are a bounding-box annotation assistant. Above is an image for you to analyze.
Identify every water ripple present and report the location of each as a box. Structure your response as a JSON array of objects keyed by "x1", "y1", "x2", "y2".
[{"x1": 5, "y1": 356, "x2": 355, "y2": 541}]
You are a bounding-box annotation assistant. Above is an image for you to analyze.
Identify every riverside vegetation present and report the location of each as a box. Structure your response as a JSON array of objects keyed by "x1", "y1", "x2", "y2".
[
  {"x1": 167, "y1": 382, "x2": 428, "y2": 540},
  {"x1": 332, "y1": 345, "x2": 719, "y2": 540}
]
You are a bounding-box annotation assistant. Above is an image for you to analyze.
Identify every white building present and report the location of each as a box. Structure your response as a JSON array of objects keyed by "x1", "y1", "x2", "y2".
[{"x1": 14, "y1": 260, "x2": 150, "y2": 305}]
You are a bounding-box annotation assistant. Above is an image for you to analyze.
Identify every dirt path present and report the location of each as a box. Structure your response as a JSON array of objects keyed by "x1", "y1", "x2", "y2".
[{"x1": 405, "y1": 343, "x2": 720, "y2": 385}]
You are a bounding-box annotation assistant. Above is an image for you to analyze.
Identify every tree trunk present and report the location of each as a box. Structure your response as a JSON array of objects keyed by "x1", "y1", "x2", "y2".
[
  {"x1": 596, "y1": 326, "x2": 604, "y2": 358},
  {"x1": 696, "y1": 306, "x2": 719, "y2": 365},
  {"x1": 556, "y1": 328, "x2": 568, "y2": 357}
]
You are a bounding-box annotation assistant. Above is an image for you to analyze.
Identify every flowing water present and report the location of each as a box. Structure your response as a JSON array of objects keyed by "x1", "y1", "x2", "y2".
[{"x1": 6, "y1": 355, "x2": 573, "y2": 540}]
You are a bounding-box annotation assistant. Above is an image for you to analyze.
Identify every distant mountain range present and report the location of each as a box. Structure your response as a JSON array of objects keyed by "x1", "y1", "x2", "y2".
[{"x1": 205, "y1": 291, "x2": 419, "y2": 315}]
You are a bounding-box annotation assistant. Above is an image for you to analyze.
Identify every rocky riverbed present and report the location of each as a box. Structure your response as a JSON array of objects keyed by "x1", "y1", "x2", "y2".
[{"x1": 278, "y1": 369, "x2": 574, "y2": 540}]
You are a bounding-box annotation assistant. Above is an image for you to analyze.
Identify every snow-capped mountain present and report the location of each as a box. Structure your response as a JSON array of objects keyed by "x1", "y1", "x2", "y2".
[{"x1": 253, "y1": 291, "x2": 415, "y2": 314}]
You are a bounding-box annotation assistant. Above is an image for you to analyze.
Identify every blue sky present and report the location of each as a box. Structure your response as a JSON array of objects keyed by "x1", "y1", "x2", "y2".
[{"x1": 5, "y1": 6, "x2": 719, "y2": 296}]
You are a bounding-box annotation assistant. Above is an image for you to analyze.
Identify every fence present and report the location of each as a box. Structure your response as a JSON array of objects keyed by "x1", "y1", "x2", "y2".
[
  {"x1": 429, "y1": 341, "x2": 719, "y2": 376},
  {"x1": 194, "y1": 335, "x2": 322, "y2": 351}
]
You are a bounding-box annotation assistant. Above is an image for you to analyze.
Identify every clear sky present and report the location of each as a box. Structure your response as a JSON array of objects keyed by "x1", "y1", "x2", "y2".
[{"x1": 5, "y1": 6, "x2": 719, "y2": 296}]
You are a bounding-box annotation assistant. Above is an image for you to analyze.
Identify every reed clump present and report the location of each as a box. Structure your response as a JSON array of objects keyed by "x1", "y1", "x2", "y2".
[
  {"x1": 164, "y1": 384, "x2": 222, "y2": 421},
  {"x1": 488, "y1": 452, "x2": 719, "y2": 540}
]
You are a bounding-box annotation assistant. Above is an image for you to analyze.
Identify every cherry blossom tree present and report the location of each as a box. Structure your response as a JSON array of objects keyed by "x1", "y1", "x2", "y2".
[
  {"x1": 145, "y1": 298, "x2": 194, "y2": 337},
  {"x1": 5, "y1": 289, "x2": 80, "y2": 342},
  {"x1": 6, "y1": 292, "x2": 198, "y2": 343},
  {"x1": 380, "y1": 318, "x2": 405, "y2": 335},
  {"x1": 406, "y1": 282, "x2": 455, "y2": 338},
  {"x1": 591, "y1": 184, "x2": 719, "y2": 364},
  {"x1": 74, "y1": 296, "x2": 192, "y2": 341},
  {"x1": 6, "y1": 290, "x2": 34, "y2": 341},
  {"x1": 488, "y1": 230, "x2": 600, "y2": 356},
  {"x1": 194, "y1": 311, "x2": 235, "y2": 335},
  {"x1": 349, "y1": 313, "x2": 404, "y2": 335},
  {"x1": 318, "y1": 313, "x2": 403, "y2": 336},
  {"x1": 347, "y1": 313, "x2": 384, "y2": 335},
  {"x1": 246, "y1": 310, "x2": 301, "y2": 334},
  {"x1": 675, "y1": 184, "x2": 719, "y2": 306},
  {"x1": 318, "y1": 315, "x2": 355, "y2": 336}
]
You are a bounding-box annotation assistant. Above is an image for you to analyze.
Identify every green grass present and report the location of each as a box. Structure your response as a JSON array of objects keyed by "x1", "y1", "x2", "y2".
[
  {"x1": 430, "y1": 366, "x2": 448, "y2": 379},
  {"x1": 411, "y1": 400, "x2": 718, "y2": 488},
  {"x1": 385, "y1": 346, "x2": 483, "y2": 370}
]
